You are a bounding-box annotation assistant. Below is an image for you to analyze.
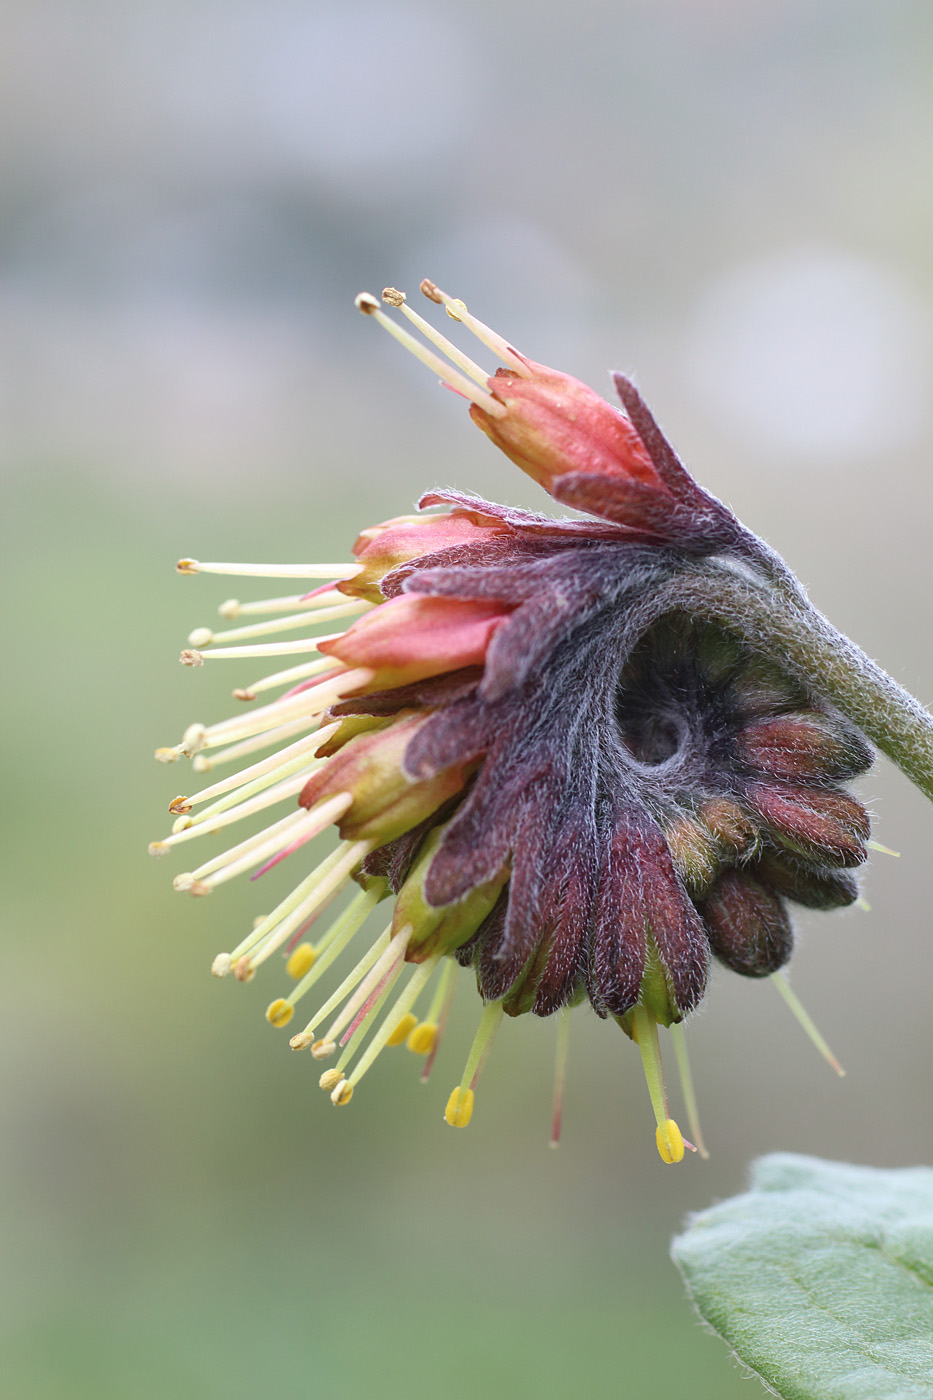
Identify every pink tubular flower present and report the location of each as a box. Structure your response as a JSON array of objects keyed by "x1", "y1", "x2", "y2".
[{"x1": 152, "y1": 281, "x2": 933, "y2": 1163}]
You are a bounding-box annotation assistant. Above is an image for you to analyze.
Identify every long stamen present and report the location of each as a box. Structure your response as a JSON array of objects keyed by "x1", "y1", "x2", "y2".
[
  {"x1": 631, "y1": 1005, "x2": 689, "y2": 1165},
  {"x1": 345, "y1": 957, "x2": 440, "y2": 1092},
  {"x1": 292, "y1": 923, "x2": 393, "y2": 1047},
  {"x1": 381, "y1": 288, "x2": 490, "y2": 386},
  {"x1": 549, "y1": 1009, "x2": 571, "y2": 1149},
  {"x1": 177, "y1": 795, "x2": 351, "y2": 893},
  {"x1": 191, "y1": 714, "x2": 325, "y2": 771},
  {"x1": 156, "y1": 763, "x2": 322, "y2": 850},
  {"x1": 180, "y1": 632, "x2": 345, "y2": 665},
  {"x1": 286, "y1": 883, "x2": 388, "y2": 1029},
  {"x1": 189, "y1": 599, "x2": 369, "y2": 648},
  {"x1": 177, "y1": 559, "x2": 361, "y2": 580},
  {"x1": 229, "y1": 841, "x2": 369, "y2": 968},
  {"x1": 186, "y1": 809, "x2": 306, "y2": 878},
  {"x1": 218, "y1": 588, "x2": 350, "y2": 619},
  {"x1": 168, "y1": 724, "x2": 336, "y2": 814},
  {"x1": 669, "y1": 1021, "x2": 709, "y2": 1160},
  {"x1": 233, "y1": 658, "x2": 338, "y2": 702},
  {"x1": 316, "y1": 927, "x2": 412, "y2": 1054},
  {"x1": 413, "y1": 958, "x2": 457, "y2": 1079},
  {"x1": 770, "y1": 972, "x2": 845, "y2": 1076},
  {"x1": 419, "y1": 279, "x2": 531, "y2": 377},
  {"x1": 247, "y1": 840, "x2": 371, "y2": 973},
  {"x1": 444, "y1": 999, "x2": 504, "y2": 1128},
  {"x1": 355, "y1": 293, "x2": 507, "y2": 418},
  {"x1": 178, "y1": 668, "x2": 373, "y2": 753}
]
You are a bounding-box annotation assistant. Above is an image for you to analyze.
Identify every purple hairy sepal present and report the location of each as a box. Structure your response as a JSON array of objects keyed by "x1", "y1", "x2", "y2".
[
  {"x1": 700, "y1": 869, "x2": 793, "y2": 977},
  {"x1": 735, "y1": 711, "x2": 873, "y2": 783},
  {"x1": 392, "y1": 821, "x2": 510, "y2": 962}
]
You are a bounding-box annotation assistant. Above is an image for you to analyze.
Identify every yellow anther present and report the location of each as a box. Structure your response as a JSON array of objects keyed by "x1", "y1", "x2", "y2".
[
  {"x1": 154, "y1": 746, "x2": 182, "y2": 764},
  {"x1": 319, "y1": 1068, "x2": 344, "y2": 1092},
  {"x1": 265, "y1": 998, "x2": 294, "y2": 1029},
  {"x1": 656, "y1": 1119, "x2": 685, "y2": 1165},
  {"x1": 286, "y1": 943, "x2": 317, "y2": 980},
  {"x1": 168, "y1": 796, "x2": 192, "y2": 815},
  {"x1": 289, "y1": 1030, "x2": 314, "y2": 1051},
  {"x1": 386, "y1": 1012, "x2": 418, "y2": 1047},
  {"x1": 311, "y1": 1039, "x2": 336, "y2": 1060},
  {"x1": 444, "y1": 1086, "x2": 474, "y2": 1128},
  {"x1": 330, "y1": 1078, "x2": 353, "y2": 1106},
  {"x1": 233, "y1": 956, "x2": 254, "y2": 983},
  {"x1": 406, "y1": 1021, "x2": 437, "y2": 1055}
]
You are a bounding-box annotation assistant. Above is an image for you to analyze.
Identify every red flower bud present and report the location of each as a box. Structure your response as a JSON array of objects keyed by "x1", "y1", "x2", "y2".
[
  {"x1": 318, "y1": 594, "x2": 513, "y2": 691},
  {"x1": 344, "y1": 509, "x2": 509, "y2": 602},
  {"x1": 469, "y1": 359, "x2": 662, "y2": 496}
]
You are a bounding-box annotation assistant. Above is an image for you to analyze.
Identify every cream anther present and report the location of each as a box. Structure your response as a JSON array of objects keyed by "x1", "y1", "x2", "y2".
[{"x1": 211, "y1": 953, "x2": 232, "y2": 978}]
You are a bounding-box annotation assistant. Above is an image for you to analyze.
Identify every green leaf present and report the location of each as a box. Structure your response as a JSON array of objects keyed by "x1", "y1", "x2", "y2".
[{"x1": 671, "y1": 1155, "x2": 933, "y2": 1400}]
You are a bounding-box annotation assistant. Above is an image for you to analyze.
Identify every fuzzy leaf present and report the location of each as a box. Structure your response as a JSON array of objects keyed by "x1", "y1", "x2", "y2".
[{"x1": 671, "y1": 1154, "x2": 933, "y2": 1400}]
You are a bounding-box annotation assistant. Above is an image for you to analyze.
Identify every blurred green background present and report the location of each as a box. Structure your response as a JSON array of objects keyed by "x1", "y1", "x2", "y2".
[{"x1": 4, "y1": 3, "x2": 933, "y2": 1397}]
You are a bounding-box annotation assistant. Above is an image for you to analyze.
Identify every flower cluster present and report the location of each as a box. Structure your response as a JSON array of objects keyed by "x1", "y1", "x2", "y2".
[{"x1": 153, "y1": 280, "x2": 916, "y2": 1164}]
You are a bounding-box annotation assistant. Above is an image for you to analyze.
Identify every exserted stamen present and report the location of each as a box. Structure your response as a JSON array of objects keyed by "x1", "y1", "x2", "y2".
[
  {"x1": 167, "y1": 668, "x2": 374, "y2": 757},
  {"x1": 316, "y1": 925, "x2": 413, "y2": 1053},
  {"x1": 232, "y1": 658, "x2": 339, "y2": 702},
  {"x1": 191, "y1": 713, "x2": 325, "y2": 772},
  {"x1": 669, "y1": 1021, "x2": 709, "y2": 1160},
  {"x1": 180, "y1": 795, "x2": 352, "y2": 893},
  {"x1": 249, "y1": 809, "x2": 347, "y2": 882},
  {"x1": 189, "y1": 599, "x2": 370, "y2": 649},
  {"x1": 291, "y1": 918, "x2": 393, "y2": 1048},
  {"x1": 549, "y1": 1009, "x2": 571, "y2": 1150},
  {"x1": 410, "y1": 958, "x2": 458, "y2": 1081},
  {"x1": 227, "y1": 841, "x2": 371, "y2": 972},
  {"x1": 176, "y1": 559, "x2": 361, "y2": 580},
  {"x1": 168, "y1": 723, "x2": 337, "y2": 814},
  {"x1": 165, "y1": 766, "x2": 315, "y2": 843},
  {"x1": 180, "y1": 633, "x2": 346, "y2": 665},
  {"x1": 381, "y1": 287, "x2": 490, "y2": 387},
  {"x1": 174, "y1": 809, "x2": 306, "y2": 884},
  {"x1": 355, "y1": 292, "x2": 507, "y2": 418},
  {"x1": 771, "y1": 972, "x2": 845, "y2": 1076},
  {"x1": 218, "y1": 587, "x2": 355, "y2": 620},
  {"x1": 631, "y1": 1004, "x2": 689, "y2": 1165},
  {"x1": 149, "y1": 767, "x2": 320, "y2": 856},
  {"x1": 419, "y1": 279, "x2": 531, "y2": 378},
  {"x1": 867, "y1": 839, "x2": 901, "y2": 857},
  {"x1": 345, "y1": 957, "x2": 440, "y2": 1092},
  {"x1": 245, "y1": 839, "x2": 373, "y2": 974},
  {"x1": 286, "y1": 883, "x2": 389, "y2": 1038},
  {"x1": 444, "y1": 998, "x2": 505, "y2": 1128}
]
